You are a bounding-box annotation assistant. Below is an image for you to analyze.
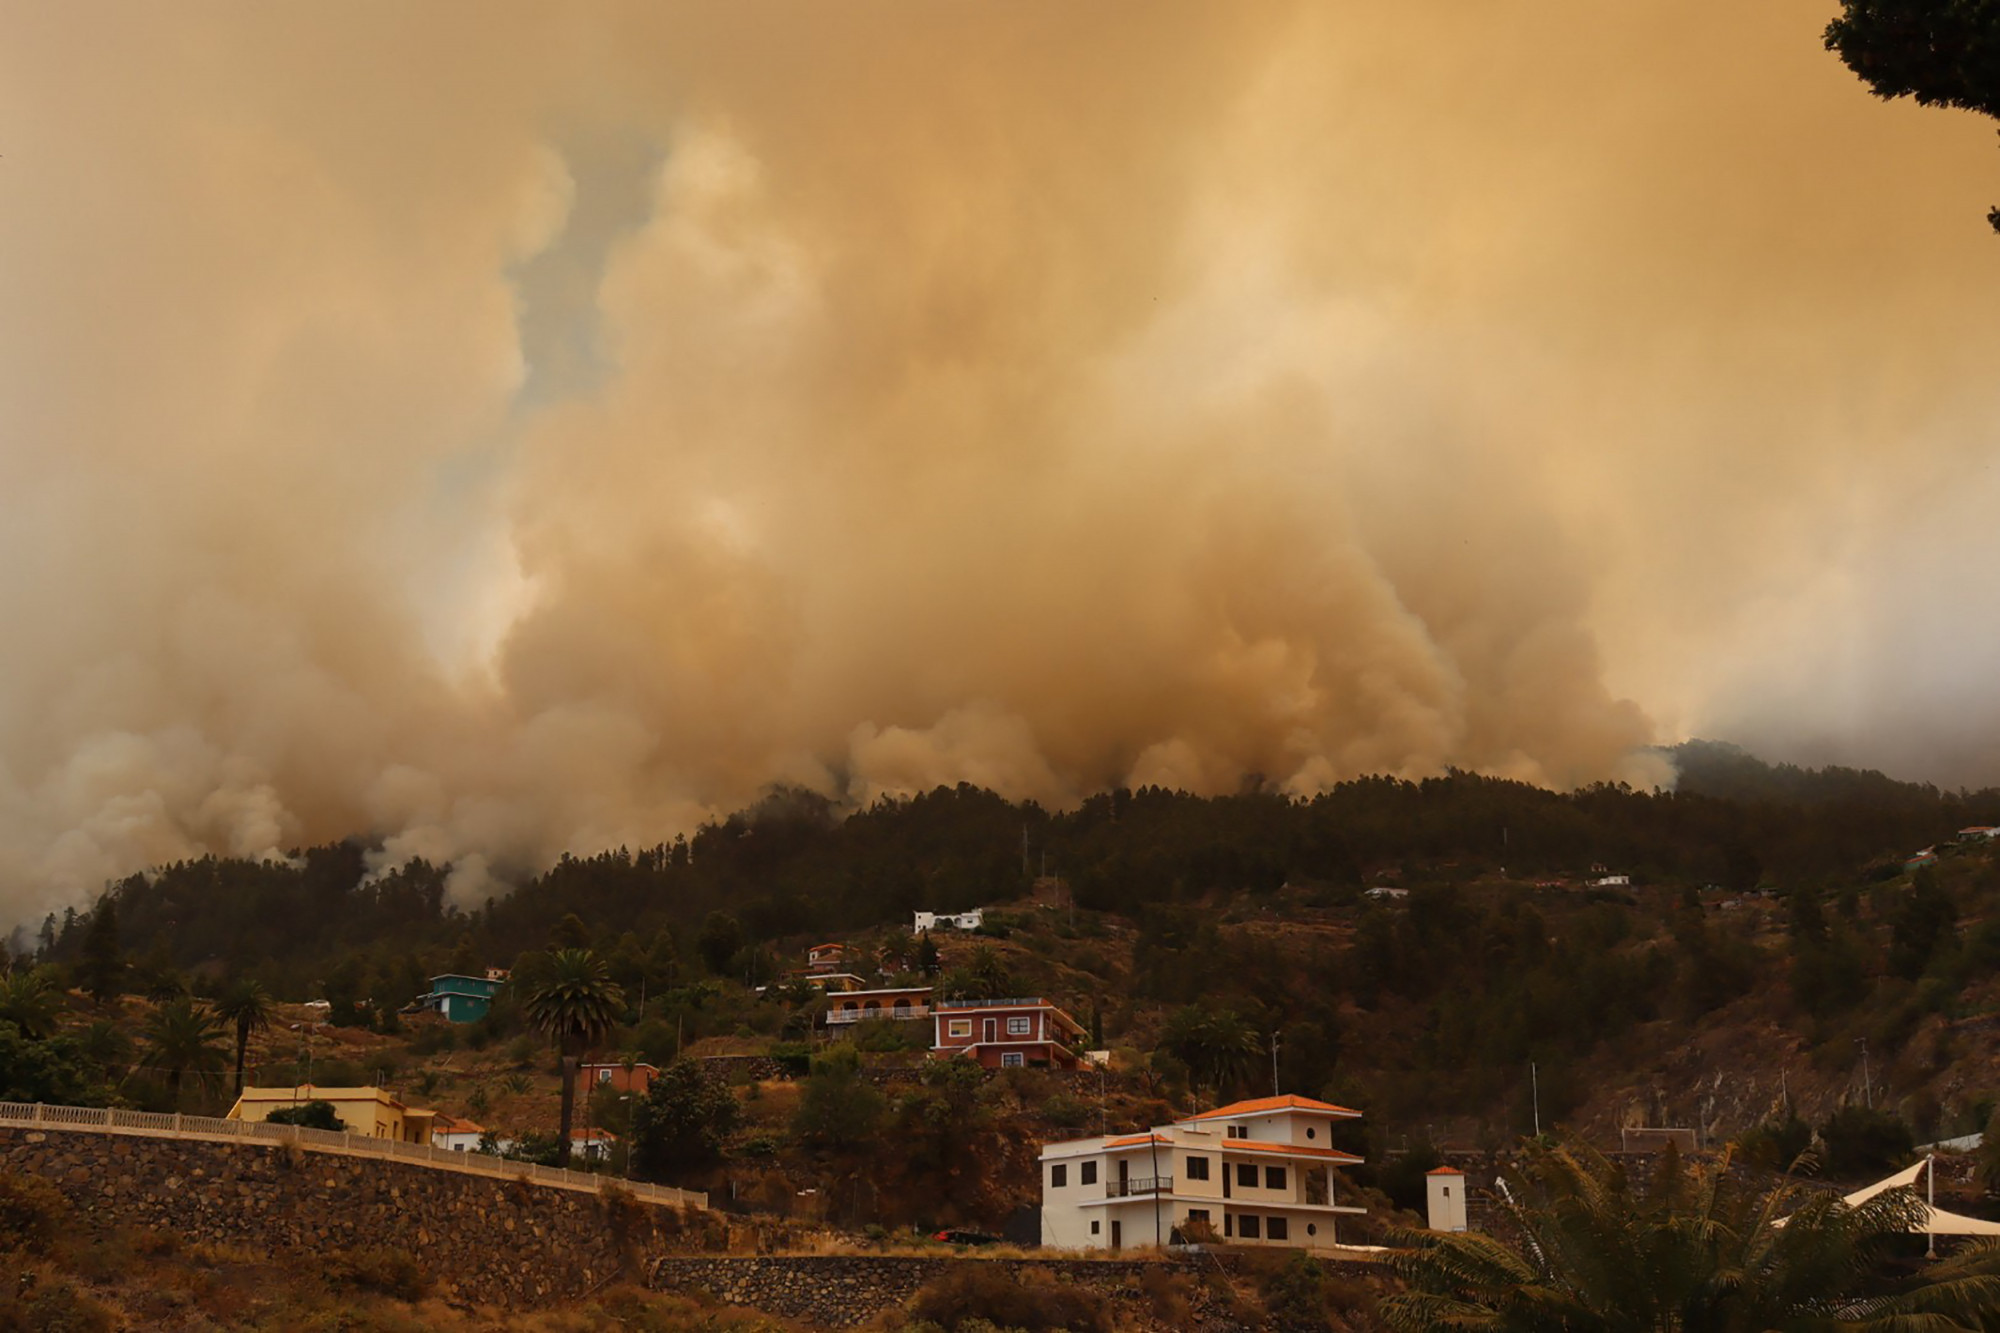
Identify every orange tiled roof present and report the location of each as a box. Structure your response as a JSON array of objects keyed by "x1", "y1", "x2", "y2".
[
  {"x1": 1223, "y1": 1139, "x2": 1362, "y2": 1163},
  {"x1": 1105, "y1": 1133, "x2": 1175, "y2": 1149},
  {"x1": 1427, "y1": 1165, "x2": 1464, "y2": 1175},
  {"x1": 1182, "y1": 1094, "x2": 1362, "y2": 1121}
]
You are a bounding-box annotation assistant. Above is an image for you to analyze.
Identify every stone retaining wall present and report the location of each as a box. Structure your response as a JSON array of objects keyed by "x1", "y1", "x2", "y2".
[
  {"x1": 651, "y1": 1254, "x2": 1224, "y2": 1329},
  {"x1": 0, "y1": 1126, "x2": 667, "y2": 1306}
]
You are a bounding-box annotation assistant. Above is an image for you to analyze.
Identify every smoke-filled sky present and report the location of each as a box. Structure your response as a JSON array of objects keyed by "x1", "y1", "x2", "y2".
[{"x1": 2, "y1": 2, "x2": 1998, "y2": 921}]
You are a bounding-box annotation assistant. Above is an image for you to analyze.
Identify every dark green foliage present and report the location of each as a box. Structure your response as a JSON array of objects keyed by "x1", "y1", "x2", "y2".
[
  {"x1": 212, "y1": 976, "x2": 273, "y2": 1096},
  {"x1": 1826, "y1": 0, "x2": 2000, "y2": 118},
  {"x1": 75, "y1": 898, "x2": 125, "y2": 1005},
  {"x1": 524, "y1": 948, "x2": 624, "y2": 1168},
  {"x1": 0, "y1": 1023, "x2": 108, "y2": 1106},
  {"x1": 0, "y1": 1170, "x2": 73, "y2": 1256},
  {"x1": 1736, "y1": 1111, "x2": 1814, "y2": 1171},
  {"x1": 262, "y1": 1099, "x2": 343, "y2": 1130},
  {"x1": 696, "y1": 912, "x2": 745, "y2": 976},
  {"x1": 1889, "y1": 868, "x2": 1958, "y2": 978},
  {"x1": 1825, "y1": 0, "x2": 2000, "y2": 231},
  {"x1": 0, "y1": 970, "x2": 64, "y2": 1041},
  {"x1": 139, "y1": 996, "x2": 228, "y2": 1103},
  {"x1": 1377, "y1": 1142, "x2": 1446, "y2": 1213},
  {"x1": 1382, "y1": 1140, "x2": 2000, "y2": 1331},
  {"x1": 791, "y1": 1048, "x2": 885, "y2": 1149},
  {"x1": 1260, "y1": 1251, "x2": 1346, "y2": 1332},
  {"x1": 1158, "y1": 1006, "x2": 1260, "y2": 1095},
  {"x1": 1819, "y1": 1104, "x2": 1916, "y2": 1177},
  {"x1": 628, "y1": 1056, "x2": 738, "y2": 1182}
]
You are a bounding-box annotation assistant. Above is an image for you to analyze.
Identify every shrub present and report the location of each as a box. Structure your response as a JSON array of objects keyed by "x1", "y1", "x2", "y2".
[
  {"x1": 262, "y1": 1100, "x2": 343, "y2": 1131},
  {"x1": 1041, "y1": 1092, "x2": 1092, "y2": 1129},
  {"x1": 907, "y1": 1266, "x2": 1110, "y2": 1333},
  {"x1": 1737, "y1": 1113, "x2": 1813, "y2": 1172},
  {"x1": 1818, "y1": 1104, "x2": 1915, "y2": 1178},
  {"x1": 324, "y1": 1245, "x2": 430, "y2": 1301},
  {"x1": 0, "y1": 1172, "x2": 71, "y2": 1256}
]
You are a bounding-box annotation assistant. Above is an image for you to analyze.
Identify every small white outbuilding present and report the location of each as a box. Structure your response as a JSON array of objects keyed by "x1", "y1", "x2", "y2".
[{"x1": 1426, "y1": 1165, "x2": 1468, "y2": 1232}]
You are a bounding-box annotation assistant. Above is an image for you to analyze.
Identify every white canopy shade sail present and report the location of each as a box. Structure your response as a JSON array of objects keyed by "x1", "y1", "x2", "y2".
[{"x1": 1777, "y1": 1157, "x2": 2000, "y2": 1237}]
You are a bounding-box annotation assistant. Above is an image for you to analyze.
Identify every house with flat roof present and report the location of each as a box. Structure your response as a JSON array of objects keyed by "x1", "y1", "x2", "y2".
[
  {"x1": 914, "y1": 909, "x2": 983, "y2": 932},
  {"x1": 431, "y1": 1113, "x2": 486, "y2": 1152},
  {"x1": 826, "y1": 985, "x2": 933, "y2": 1028},
  {"x1": 582, "y1": 1061, "x2": 660, "y2": 1094},
  {"x1": 933, "y1": 997, "x2": 1085, "y2": 1070},
  {"x1": 226, "y1": 1084, "x2": 435, "y2": 1144},
  {"x1": 414, "y1": 973, "x2": 504, "y2": 1023},
  {"x1": 1039, "y1": 1094, "x2": 1365, "y2": 1252}
]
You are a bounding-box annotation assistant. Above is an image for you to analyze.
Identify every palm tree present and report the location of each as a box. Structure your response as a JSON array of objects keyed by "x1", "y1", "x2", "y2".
[
  {"x1": 0, "y1": 968, "x2": 63, "y2": 1040},
  {"x1": 142, "y1": 996, "x2": 229, "y2": 1108},
  {"x1": 1381, "y1": 1141, "x2": 2000, "y2": 1332},
  {"x1": 212, "y1": 978, "x2": 274, "y2": 1095},
  {"x1": 524, "y1": 948, "x2": 624, "y2": 1168}
]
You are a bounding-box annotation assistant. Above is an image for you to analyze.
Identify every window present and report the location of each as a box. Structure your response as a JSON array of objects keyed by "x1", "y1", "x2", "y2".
[
  {"x1": 1239, "y1": 1214, "x2": 1261, "y2": 1239},
  {"x1": 1265, "y1": 1166, "x2": 1287, "y2": 1190},
  {"x1": 1187, "y1": 1208, "x2": 1210, "y2": 1224},
  {"x1": 1306, "y1": 1127, "x2": 1317, "y2": 1139},
  {"x1": 1051, "y1": 1164, "x2": 1067, "y2": 1188},
  {"x1": 1236, "y1": 1163, "x2": 1258, "y2": 1188},
  {"x1": 1185, "y1": 1155, "x2": 1210, "y2": 1181},
  {"x1": 1306, "y1": 1223, "x2": 1317, "y2": 1237},
  {"x1": 1224, "y1": 1215, "x2": 1233, "y2": 1237},
  {"x1": 1081, "y1": 1161, "x2": 1098, "y2": 1185},
  {"x1": 947, "y1": 1019, "x2": 972, "y2": 1038},
  {"x1": 1090, "y1": 1220, "x2": 1100, "y2": 1235},
  {"x1": 596, "y1": 1069, "x2": 612, "y2": 1084},
  {"x1": 1227, "y1": 1125, "x2": 1247, "y2": 1139},
  {"x1": 1442, "y1": 1186, "x2": 1451, "y2": 1197},
  {"x1": 1001, "y1": 1052, "x2": 1025, "y2": 1068},
  {"x1": 1007, "y1": 1016, "x2": 1032, "y2": 1035},
  {"x1": 1268, "y1": 1216, "x2": 1289, "y2": 1241}
]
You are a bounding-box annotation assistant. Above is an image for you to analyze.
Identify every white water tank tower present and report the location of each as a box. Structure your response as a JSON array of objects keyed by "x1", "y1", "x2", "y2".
[{"x1": 1426, "y1": 1165, "x2": 1468, "y2": 1232}]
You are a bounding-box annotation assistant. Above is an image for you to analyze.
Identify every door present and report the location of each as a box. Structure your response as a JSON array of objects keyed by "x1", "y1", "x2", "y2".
[
  {"x1": 1223, "y1": 1163, "x2": 1231, "y2": 1199},
  {"x1": 983, "y1": 1018, "x2": 997, "y2": 1043},
  {"x1": 1110, "y1": 1220, "x2": 1121, "y2": 1250},
  {"x1": 1117, "y1": 1159, "x2": 1129, "y2": 1195}
]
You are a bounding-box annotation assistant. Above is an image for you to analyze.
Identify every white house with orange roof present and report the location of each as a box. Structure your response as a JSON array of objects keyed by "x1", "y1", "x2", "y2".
[
  {"x1": 1038, "y1": 1094, "x2": 1365, "y2": 1252},
  {"x1": 1425, "y1": 1165, "x2": 1468, "y2": 1231}
]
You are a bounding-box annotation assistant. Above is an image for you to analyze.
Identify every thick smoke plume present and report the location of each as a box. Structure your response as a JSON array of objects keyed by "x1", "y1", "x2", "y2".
[{"x1": 2, "y1": 2, "x2": 1998, "y2": 921}]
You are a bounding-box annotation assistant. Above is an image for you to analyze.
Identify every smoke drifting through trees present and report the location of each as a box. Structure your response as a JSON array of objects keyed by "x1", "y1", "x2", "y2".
[{"x1": 2, "y1": 3, "x2": 1998, "y2": 921}]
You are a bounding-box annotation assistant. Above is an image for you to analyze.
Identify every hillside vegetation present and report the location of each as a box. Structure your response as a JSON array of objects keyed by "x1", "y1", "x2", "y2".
[{"x1": 8, "y1": 742, "x2": 2000, "y2": 1236}]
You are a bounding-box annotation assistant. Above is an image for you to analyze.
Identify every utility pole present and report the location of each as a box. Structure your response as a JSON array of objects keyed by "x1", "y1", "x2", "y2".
[
  {"x1": 1271, "y1": 1031, "x2": 1281, "y2": 1097},
  {"x1": 1531, "y1": 1062, "x2": 1542, "y2": 1137},
  {"x1": 1857, "y1": 1038, "x2": 1872, "y2": 1109}
]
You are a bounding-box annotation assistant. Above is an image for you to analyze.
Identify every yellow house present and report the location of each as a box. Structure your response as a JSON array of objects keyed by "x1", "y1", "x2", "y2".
[{"x1": 226, "y1": 1084, "x2": 436, "y2": 1144}]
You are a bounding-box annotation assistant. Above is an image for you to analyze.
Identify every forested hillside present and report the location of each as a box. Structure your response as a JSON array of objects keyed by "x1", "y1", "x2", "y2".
[{"x1": 11, "y1": 741, "x2": 2000, "y2": 1167}]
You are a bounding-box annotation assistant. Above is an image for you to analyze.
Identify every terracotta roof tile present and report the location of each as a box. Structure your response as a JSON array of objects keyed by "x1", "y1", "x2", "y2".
[{"x1": 1182, "y1": 1094, "x2": 1362, "y2": 1121}]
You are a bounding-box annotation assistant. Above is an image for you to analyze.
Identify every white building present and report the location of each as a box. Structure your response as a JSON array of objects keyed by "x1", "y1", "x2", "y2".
[
  {"x1": 913, "y1": 908, "x2": 984, "y2": 932},
  {"x1": 1040, "y1": 1094, "x2": 1365, "y2": 1252},
  {"x1": 430, "y1": 1113, "x2": 487, "y2": 1152},
  {"x1": 1425, "y1": 1165, "x2": 1467, "y2": 1231}
]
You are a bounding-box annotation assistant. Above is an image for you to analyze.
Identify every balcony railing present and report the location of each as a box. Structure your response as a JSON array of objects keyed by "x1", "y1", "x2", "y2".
[
  {"x1": 824, "y1": 1005, "x2": 931, "y2": 1025},
  {"x1": 936, "y1": 997, "x2": 1044, "y2": 1009},
  {"x1": 1105, "y1": 1176, "x2": 1172, "y2": 1198}
]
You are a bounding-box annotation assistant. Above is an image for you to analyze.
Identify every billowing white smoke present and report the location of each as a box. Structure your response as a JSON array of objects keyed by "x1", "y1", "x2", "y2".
[{"x1": 2, "y1": 1, "x2": 1997, "y2": 925}]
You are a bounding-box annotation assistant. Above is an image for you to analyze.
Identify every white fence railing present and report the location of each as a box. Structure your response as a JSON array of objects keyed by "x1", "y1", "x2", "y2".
[
  {"x1": 0, "y1": 1101, "x2": 705, "y2": 1210},
  {"x1": 824, "y1": 1005, "x2": 932, "y2": 1025}
]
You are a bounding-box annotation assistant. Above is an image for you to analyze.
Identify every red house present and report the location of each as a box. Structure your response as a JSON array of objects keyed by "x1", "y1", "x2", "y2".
[
  {"x1": 582, "y1": 1062, "x2": 660, "y2": 1094},
  {"x1": 931, "y1": 998, "x2": 1086, "y2": 1070}
]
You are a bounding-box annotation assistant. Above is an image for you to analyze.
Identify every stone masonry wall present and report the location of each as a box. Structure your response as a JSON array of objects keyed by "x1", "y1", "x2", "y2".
[
  {"x1": 0, "y1": 1127, "x2": 660, "y2": 1307},
  {"x1": 651, "y1": 1254, "x2": 1232, "y2": 1329}
]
